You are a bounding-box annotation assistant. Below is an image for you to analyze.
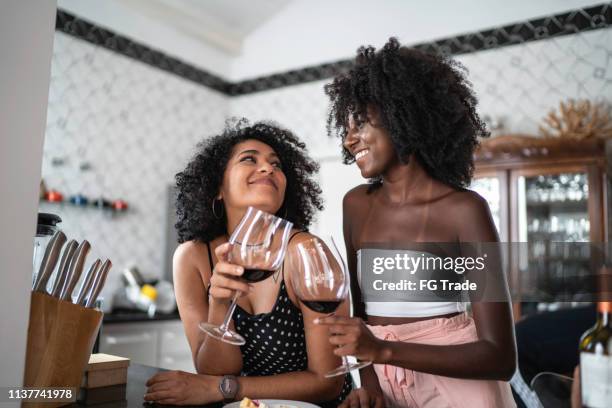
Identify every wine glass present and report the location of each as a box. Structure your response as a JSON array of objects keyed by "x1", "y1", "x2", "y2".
[
  {"x1": 199, "y1": 206, "x2": 293, "y2": 345},
  {"x1": 292, "y1": 236, "x2": 372, "y2": 377}
]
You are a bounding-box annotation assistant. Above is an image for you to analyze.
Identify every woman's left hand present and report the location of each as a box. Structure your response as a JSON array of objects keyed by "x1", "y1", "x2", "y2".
[
  {"x1": 315, "y1": 316, "x2": 389, "y2": 363},
  {"x1": 145, "y1": 370, "x2": 220, "y2": 405}
]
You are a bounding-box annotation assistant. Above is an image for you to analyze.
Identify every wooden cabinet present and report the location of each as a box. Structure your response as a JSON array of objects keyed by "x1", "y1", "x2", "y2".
[
  {"x1": 471, "y1": 135, "x2": 608, "y2": 318},
  {"x1": 100, "y1": 320, "x2": 194, "y2": 372}
]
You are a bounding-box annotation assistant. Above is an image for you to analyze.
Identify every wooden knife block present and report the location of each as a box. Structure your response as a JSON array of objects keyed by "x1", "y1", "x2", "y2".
[{"x1": 23, "y1": 292, "x2": 103, "y2": 408}]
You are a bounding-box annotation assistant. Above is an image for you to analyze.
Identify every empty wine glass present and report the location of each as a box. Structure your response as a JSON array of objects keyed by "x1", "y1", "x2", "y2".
[
  {"x1": 199, "y1": 206, "x2": 293, "y2": 345},
  {"x1": 292, "y1": 236, "x2": 372, "y2": 377}
]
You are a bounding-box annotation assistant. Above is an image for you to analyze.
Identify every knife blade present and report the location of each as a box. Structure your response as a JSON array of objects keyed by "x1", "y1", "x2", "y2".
[
  {"x1": 33, "y1": 231, "x2": 67, "y2": 293},
  {"x1": 60, "y1": 240, "x2": 91, "y2": 302},
  {"x1": 74, "y1": 259, "x2": 101, "y2": 306},
  {"x1": 50, "y1": 240, "x2": 78, "y2": 298},
  {"x1": 85, "y1": 259, "x2": 112, "y2": 308}
]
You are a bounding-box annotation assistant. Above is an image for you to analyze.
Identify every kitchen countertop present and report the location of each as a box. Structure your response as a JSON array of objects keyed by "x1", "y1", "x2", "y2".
[
  {"x1": 71, "y1": 363, "x2": 223, "y2": 407},
  {"x1": 103, "y1": 310, "x2": 180, "y2": 324}
]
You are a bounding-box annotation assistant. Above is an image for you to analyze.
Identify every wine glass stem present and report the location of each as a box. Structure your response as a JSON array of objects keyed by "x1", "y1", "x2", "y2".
[
  {"x1": 341, "y1": 355, "x2": 350, "y2": 368},
  {"x1": 219, "y1": 291, "x2": 241, "y2": 332}
]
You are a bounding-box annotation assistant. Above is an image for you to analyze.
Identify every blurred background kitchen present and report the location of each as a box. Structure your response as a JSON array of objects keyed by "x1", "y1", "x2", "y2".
[{"x1": 2, "y1": 0, "x2": 611, "y2": 403}]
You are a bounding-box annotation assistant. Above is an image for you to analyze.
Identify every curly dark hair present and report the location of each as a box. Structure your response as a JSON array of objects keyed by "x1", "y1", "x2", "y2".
[
  {"x1": 325, "y1": 37, "x2": 489, "y2": 189},
  {"x1": 175, "y1": 119, "x2": 323, "y2": 243}
]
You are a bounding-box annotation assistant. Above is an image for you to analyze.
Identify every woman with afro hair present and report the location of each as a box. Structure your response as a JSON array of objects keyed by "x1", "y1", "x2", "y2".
[
  {"x1": 316, "y1": 38, "x2": 517, "y2": 407},
  {"x1": 144, "y1": 119, "x2": 352, "y2": 406}
]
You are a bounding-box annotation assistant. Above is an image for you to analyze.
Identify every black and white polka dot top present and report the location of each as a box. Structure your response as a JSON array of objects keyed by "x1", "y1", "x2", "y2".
[
  {"x1": 234, "y1": 280, "x2": 353, "y2": 406},
  {"x1": 206, "y1": 236, "x2": 353, "y2": 406}
]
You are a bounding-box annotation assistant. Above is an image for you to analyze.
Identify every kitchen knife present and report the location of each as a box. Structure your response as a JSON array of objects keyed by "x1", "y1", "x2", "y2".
[
  {"x1": 85, "y1": 259, "x2": 112, "y2": 308},
  {"x1": 74, "y1": 259, "x2": 101, "y2": 306},
  {"x1": 60, "y1": 240, "x2": 91, "y2": 302},
  {"x1": 32, "y1": 231, "x2": 67, "y2": 293},
  {"x1": 50, "y1": 240, "x2": 78, "y2": 298}
]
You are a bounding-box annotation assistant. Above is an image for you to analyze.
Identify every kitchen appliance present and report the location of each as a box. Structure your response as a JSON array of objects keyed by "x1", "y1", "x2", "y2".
[
  {"x1": 32, "y1": 212, "x2": 62, "y2": 286},
  {"x1": 32, "y1": 230, "x2": 66, "y2": 293}
]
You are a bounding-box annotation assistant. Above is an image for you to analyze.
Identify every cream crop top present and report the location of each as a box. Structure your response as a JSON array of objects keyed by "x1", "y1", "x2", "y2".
[{"x1": 357, "y1": 249, "x2": 467, "y2": 318}]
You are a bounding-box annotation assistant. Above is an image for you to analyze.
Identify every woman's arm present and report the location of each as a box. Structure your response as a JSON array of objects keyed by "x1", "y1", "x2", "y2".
[
  {"x1": 342, "y1": 190, "x2": 385, "y2": 404},
  {"x1": 173, "y1": 242, "x2": 244, "y2": 375},
  {"x1": 320, "y1": 192, "x2": 517, "y2": 381}
]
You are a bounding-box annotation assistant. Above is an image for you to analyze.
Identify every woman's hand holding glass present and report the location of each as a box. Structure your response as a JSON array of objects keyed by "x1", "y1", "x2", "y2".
[
  {"x1": 314, "y1": 315, "x2": 390, "y2": 363},
  {"x1": 292, "y1": 236, "x2": 372, "y2": 377},
  {"x1": 208, "y1": 243, "x2": 251, "y2": 302}
]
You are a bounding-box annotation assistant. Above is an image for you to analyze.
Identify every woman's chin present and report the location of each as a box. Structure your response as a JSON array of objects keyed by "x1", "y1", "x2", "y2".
[{"x1": 358, "y1": 166, "x2": 379, "y2": 179}]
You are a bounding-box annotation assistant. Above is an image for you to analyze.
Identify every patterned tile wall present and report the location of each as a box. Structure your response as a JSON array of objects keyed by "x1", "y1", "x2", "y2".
[
  {"x1": 40, "y1": 25, "x2": 612, "y2": 309},
  {"x1": 40, "y1": 32, "x2": 228, "y2": 307}
]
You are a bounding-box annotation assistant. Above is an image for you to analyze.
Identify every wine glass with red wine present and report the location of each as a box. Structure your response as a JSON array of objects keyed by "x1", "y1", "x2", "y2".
[
  {"x1": 293, "y1": 236, "x2": 372, "y2": 377},
  {"x1": 199, "y1": 206, "x2": 293, "y2": 345}
]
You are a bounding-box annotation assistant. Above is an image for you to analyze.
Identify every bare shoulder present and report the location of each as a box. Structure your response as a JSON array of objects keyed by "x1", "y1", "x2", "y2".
[
  {"x1": 173, "y1": 240, "x2": 205, "y2": 264},
  {"x1": 344, "y1": 183, "x2": 370, "y2": 202},
  {"x1": 343, "y1": 184, "x2": 372, "y2": 210},
  {"x1": 173, "y1": 240, "x2": 210, "y2": 281},
  {"x1": 446, "y1": 189, "x2": 490, "y2": 214},
  {"x1": 445, "y1": 189, "x2": 497, "y2": 240}
]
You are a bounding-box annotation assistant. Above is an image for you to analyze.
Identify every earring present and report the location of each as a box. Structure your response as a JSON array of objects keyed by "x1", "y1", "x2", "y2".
[{"x1": 212, "y1": 198, "x2": 224, "y2": 219}]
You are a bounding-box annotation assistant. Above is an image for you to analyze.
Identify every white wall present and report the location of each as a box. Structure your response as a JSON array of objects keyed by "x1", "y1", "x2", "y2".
[
  {"x1": 232, "y1": 0, "x2": 603, "y2": 80},
  {"x1": 0, "y1": 0, "x2": 57, "y2": 393}
]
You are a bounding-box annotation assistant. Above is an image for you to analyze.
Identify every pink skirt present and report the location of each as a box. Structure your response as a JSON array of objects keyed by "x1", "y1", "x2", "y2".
[{"x1": 367, "y1": 313, "x2": 516, "y2": 408}]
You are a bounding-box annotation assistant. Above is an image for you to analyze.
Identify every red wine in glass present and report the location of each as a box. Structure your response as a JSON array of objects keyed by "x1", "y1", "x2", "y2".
[
  {"x1": 242, "y1": 268, "x2": 275, "y2": 283},
  {"x1": 301, "y1": 299, "x2": 342, "y2": 314}
]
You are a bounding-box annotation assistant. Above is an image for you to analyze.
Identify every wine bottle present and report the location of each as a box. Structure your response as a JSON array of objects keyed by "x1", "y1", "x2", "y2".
[{"x1": 579, "y1": 267, "x2": 612, "y2": 408}]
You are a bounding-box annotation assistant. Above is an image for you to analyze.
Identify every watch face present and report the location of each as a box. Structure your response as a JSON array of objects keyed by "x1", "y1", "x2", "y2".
[
  {"x1": 221, "y1": 379, "x2": 232, "y2": 393},
  {"x1": 220, "y1": 376, "x2": 237, "y2": 399}
]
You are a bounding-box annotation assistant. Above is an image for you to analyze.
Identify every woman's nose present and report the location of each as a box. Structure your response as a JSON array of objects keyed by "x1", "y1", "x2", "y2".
[
  {"x1": 343, "y1": 127, "x2": 359, "y2": 151},
  {"x1": 258, "y1": 161, "x2": 274, "y2": 173}
]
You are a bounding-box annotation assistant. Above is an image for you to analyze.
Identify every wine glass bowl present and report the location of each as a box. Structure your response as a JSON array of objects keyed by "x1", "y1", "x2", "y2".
[
  {"x1": 292, "y1": 236, "x2": 372, "y2": 377},
  {"x1": 199, "y1": 207, "x2": 293, "y2": 345}
]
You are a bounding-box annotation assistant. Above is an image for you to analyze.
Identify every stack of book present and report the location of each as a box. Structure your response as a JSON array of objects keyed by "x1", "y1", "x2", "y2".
[{"x1": 78, "y1": 354, "x2": 130, "y2": 405}]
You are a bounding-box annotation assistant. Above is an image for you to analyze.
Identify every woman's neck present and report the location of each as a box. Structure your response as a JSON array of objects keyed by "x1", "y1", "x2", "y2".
[
  {"x1": 380, "y1": 156, "x2": 434, "y2": 205},
  {"x1": 225, "y1": 206, "x2": 246, "y2": 237}
]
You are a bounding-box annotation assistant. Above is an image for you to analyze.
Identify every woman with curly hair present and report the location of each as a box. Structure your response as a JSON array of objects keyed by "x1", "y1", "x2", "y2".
[
  {"x1": 145, "y1": 120, "x2": 352, "y2": 406},
  {"x1": 316, "y1": 38, "x2": 517, "y2": 407}
]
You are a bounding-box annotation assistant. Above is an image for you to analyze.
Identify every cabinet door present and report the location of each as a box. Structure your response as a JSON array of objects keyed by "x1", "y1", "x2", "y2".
[
  {"x1": 511, "y1": 166, "x2": 595, "y2": 316},
  {"x1": 158, "y1": 321, "x2": 195, "y2": 373},
  {"x1": 100, "y1": 324, "x2": 158, "y2": 367}
]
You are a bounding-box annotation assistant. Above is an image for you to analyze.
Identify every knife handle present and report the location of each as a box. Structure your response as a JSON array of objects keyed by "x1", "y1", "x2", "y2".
[
  {"x1": 60, "y1": 240, "x2": 91, "y2": 301},
  {"x1": 86, "y1": 259, "x2": 112, "y2": 308},
  {"x1": 75, "y1": 259, "x2": 101, "y2": 305},
  {"x1": 50, "y1": 240, "x2": 78, "y2": 298}
]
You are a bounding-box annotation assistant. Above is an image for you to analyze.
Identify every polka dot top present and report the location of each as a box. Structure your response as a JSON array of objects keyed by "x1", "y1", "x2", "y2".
[{"x1": 234, "y1": 280, "x2": 353, "y2": 406}]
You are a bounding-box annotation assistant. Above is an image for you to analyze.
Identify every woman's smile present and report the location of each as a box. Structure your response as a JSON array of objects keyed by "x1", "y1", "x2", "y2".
[
  {"x1": 354, "y1": 148, "x2": 370, "y2": 162},
  {"x1": 249, "y1": 176, "x2": 278, "y2": 190}
]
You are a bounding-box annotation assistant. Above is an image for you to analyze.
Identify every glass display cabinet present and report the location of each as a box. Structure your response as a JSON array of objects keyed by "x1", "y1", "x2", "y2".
[{"x1": 471, "y1": 135, "x2": 608, "y2": 319}]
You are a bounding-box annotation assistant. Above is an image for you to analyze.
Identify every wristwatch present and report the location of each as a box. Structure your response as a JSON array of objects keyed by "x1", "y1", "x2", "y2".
[{"x1": 219, "y1": 375, "x2": 240, "y2": 402}]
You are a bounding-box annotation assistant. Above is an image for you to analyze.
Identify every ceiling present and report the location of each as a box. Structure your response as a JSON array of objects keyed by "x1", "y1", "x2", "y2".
[{"x1": 121, "y1": 0, "x2": 292, "y2": 55}]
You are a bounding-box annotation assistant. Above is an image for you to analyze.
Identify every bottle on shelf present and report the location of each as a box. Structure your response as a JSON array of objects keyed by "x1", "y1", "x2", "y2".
[{"x1": 579, "y1": 262, "x2": 612, "y2": 408}]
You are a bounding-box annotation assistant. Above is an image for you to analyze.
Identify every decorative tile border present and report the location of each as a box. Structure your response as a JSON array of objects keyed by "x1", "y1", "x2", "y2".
[
  {"x1": 56, "y1": 2, "x2": 612, "y2": 96},
  {"x1": 55, "y1": 10, "x2": 229, "y2": 94}
]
